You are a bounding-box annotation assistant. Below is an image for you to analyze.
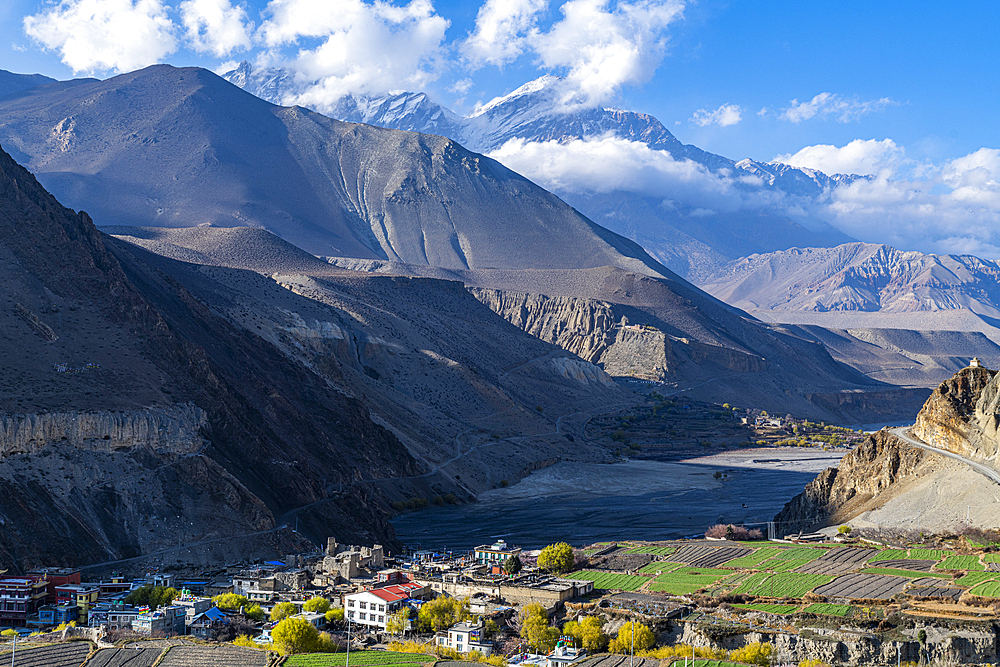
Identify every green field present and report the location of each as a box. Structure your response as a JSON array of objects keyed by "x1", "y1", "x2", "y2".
[
  {"x1": 639, "y1": 561, "x2": 681, "y2": 574},
  {"x1": 757, "y1": 557, "x2": 814, "y2": 572},
  {"x1": 969, "y1": 580, "x2": 1000, "y2": 598},
  {"x1": 626, "y1": 546, "x2": 676, "y2": 555},
  {"x1": 732, "y1": 572, "x2": 834, "y2": 598},
  {"x1": 803, "y1": 603, "x2": 853, "y2": 617},
  {"x1": 909, "y1": 549, "x2": 949, "y2": 561},
  {"x1": 689, "y1": 661, "x2": 747, "y2": 667},
  {"x1": 731, "y1": 603, "x2": 799, "y2": 615},
  {"x1": 861, "y1": 567, "x2": 949, "y2": 579},
  {"x1": 569, "y1": 570, "x2": 648, "y2": 591},
  {"x1": 867, "y1": 549, "x2": 909, "y2": 562},
  {"x1": 286, "y1": 651, "x2": 435, "y2": 667},
  {"x1": 957, "y1": 571, "x2": 999, "y2": 586},
  {"x1": 649, "y1": 567, "x2": 732, "y2": 595},
  {"x1": 721, "y1": 548, "x2": 783, "y2": 569},
  {"x1": 937, "y1": 555, "x2": 984, "y2": 571},
  {"x1": 772, "y1": 547, "x2": 825, "y2": 561}
]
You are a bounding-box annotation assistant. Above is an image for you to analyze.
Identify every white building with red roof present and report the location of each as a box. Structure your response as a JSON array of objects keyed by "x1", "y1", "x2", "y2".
[{"x1": 343, "y1": 581, "x2": 427, "y2": 630}]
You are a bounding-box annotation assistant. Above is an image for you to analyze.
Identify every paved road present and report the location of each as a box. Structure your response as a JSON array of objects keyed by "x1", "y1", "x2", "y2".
[{"x1": 890, "y1": 426, "x2": 1000, "y2": 486}]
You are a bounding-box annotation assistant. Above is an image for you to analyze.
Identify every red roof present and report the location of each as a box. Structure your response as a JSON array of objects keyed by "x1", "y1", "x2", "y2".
[{"x1": 367, "y1": 582, "x2": 421, "y2": 602}]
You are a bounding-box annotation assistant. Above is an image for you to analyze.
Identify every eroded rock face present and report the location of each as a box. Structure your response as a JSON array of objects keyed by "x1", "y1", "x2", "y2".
[
  {"x1": 774, "y1": 430, "x2": 925, "y2": 533},
  {"x1": 913, "y1": 366, "x2": 1000, "y2": 463}
]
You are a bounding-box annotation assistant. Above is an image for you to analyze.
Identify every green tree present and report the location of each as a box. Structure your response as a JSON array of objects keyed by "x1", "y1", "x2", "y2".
[
  {"x1": 271, "y1": 601, "x2": 298, "y2": 622},
  {"x1": 244, "y1": 604, "x2": 265, "y2": 621},
  {"x1": 417, "y1": 596, "x2": 470, "y2": 632},
  {"x1": 326, "y1": 608, "x2": 345, "y2": 623},
  {"x1": 537, "y1": 542, "x2": 575, "y2": 573},
  {"x1": 272, "y1": 617, "x2": 319, "y2": 655},
  {"x1": 212, "y1": 593, "x2": 252, "y2": 611},
  {"x1": 386, "y1": 608, "x2": 411, "y2": 635},
  {"x1": 504, "y1": 554, "x2": 522, "y2": 575},
  {"x1": 303, "y1": 597, "x2": 331, "y2": 614},
  {"x1": 609, "y1": 622, "x2": 655, "y2": 654},
  {"x1": 125, "y1": 585, "x2": 179, "y2": 610},
  {"x1": 563, "y1": 616, "x2": 608, "y2": 652},
  {"x1": 520, "y1": 603, "x2": 559, "y2": 653}
]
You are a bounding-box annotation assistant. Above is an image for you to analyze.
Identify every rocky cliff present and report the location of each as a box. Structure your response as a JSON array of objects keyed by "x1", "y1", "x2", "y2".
[
  {"x1": 913, "y1": 365, "x2": 1000, "y2": 464},
  {"x1": 774, "y1": 429, "x2": 927, "y2": 533}
]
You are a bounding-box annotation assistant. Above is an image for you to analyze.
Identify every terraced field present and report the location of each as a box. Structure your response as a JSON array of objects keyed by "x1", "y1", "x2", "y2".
[
  {"x1": 937, "y1": 555, "x2": 984, "y2": 571},
  {"x1": 814, "y1": 573, "x2": 910, "y2": 600},
  {"x1": 865, "y1": 559, "x2": 937, "y2": 571},
  {"x1": 731, "y1": 603, "x2": 799, "y2": 615},
  {"x1": 758, "y1": 558, "x2": 814, "y2": 573},
  {"x1": 803, "y1": 603, "x2": 853, "y2": 617},
  {"x1": 861, "y1": 567, "x2": 949, "y2": 579},
  {"x1": 732, "y1": 573, "x2": 834, "y2": 598},
  {"x1": 625, "y1": 546, "x2": 676, "y2": 556},
  {"x1": 287, "y1": 652, "x2": 434, "y2": 667},
  {"x1": 909, "y1": 549, "x2": 949, "y2": 561},
  {"x1": 569, "y1": 570, "x2": 648, "y2": 591},
  {"x1": 796, "y1": 548, "x2": 875, "y2": 575},
  {"x1": 957, "y1": 571, "x2": 999, "y2": 586},
  {"x1": 158, "y1": 645, "x2": 270, "y2": 667},
  {"x1": 868, "y1": 549, "x2": 909, "y2": 562},
  {"x1": 720, "y1": 548, "x2": 782, "y2": 569},
  {"x1": 0, "y1": 642, "x2": 93, "y2": 667},
  {"x1": 638, "y1": 561, "x2": 681, "y2": 574},
  {"x1": 650, "y1": 567, "x2": 733, "y2": 595},
  {"x1": 670, "y1": 546, "x2": 752, "y2": 568},
  {"x1": 86, "y1": 647, "x2": 163, "y2": 667},
  {"x1": 969, "y1": 580, "x2": 1000, "y2": 598},
  {"x1": 575, "y1": 656, "x2": 660, "y2": 667},
  {"x1": 907, "y1": 586, "x2": 962, "y2": 601}
]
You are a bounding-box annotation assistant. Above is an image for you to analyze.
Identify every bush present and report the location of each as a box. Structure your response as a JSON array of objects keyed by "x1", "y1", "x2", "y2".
[
  {"x1": 272, "y1": 617, "x2": 319, "y2": 655},
  {"x1": 705, "y1": 524, "x2": 764, "y2": 540},
  {"x1": 233, "y1": 634, "x2": 257, "y2": 648},
  {"x1": 729, "y1": 642, "x2": 773, "y2": 666},
  {"x1": 271, "y1": 601, "x2": 297, "y2": 622},
  {"x1": 538, "y1": 542, "x2": 575, "y2": 573},
  {"x1": 838, "y1": 525, "x2": 852, "y2": 534}
]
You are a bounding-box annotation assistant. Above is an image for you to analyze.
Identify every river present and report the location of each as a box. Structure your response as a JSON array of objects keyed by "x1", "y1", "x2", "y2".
[{"x1": 391, "y1": 447, "x2": 846, "y2": 551}]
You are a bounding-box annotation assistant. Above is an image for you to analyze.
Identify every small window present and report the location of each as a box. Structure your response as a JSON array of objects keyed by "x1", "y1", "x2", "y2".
[
  {"x1": 348, "y1": 600, "x2": 355, "y2": 607},
  {"x1": 379, "y1": 615, "x2": 384, "y2": 622},
  {"x1": 359, "y1": 601, "x2": 367, "y2": 609}
]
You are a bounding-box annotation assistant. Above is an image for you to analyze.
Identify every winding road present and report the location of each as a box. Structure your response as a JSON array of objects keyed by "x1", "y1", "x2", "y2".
[{"x1": 890, "y1": 426, "x2": 1000, "y2": 486}]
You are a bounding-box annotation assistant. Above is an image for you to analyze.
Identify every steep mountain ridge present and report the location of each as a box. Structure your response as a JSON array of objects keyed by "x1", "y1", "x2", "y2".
[
  {"x1": 220, "y1": 63, "x2": 857, "y2": 276},
  {"x1": 0, "y1": 142, "x2": 423, "y2": 568},
  {"x1": 698, "y1": 242, "x2": 1000, "y2": 316},
  {"x1": 0, "y1": 70, "x2": 55, "y2": 99}
]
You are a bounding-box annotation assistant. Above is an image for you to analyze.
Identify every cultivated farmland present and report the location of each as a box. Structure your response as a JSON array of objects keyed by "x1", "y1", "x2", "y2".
[
  {"x1": 865, "y1": 559, "x2": 936, "y2": 571},
  {"x1": 733, "y1": 573, "x2": 834, "y2": 598},
  {"x1": 814, "y1": 573, "x2": 910, "y2": 600},
  {"x1": 0, "y1": 642, "x2": 93, "y2": 667},
  {"x1": 731, "y1": 603, "x2": 799, "y2": 615},
  {"x1": 650, "y1": 567, "x2": 732, "y2": 595},
  {"x1": 158, "y1": 645, "x2": 270, "y2": 667},
  {"x1": 721, "y1": 548, "x2": 782, "y2": 569},
  {"x1": 626, "y1": 546, "x2": 676, "y2": 556},
  {"x1": 937, "y1": 555, "x2": 984, "y2": 571},
  {"x1": 803, "y1": 603, "x2": 853, "y2": 617},
  {"x1": 86, "y1": 647, "x2": 163, "y2": 667},
  {"x1": 286, "y1": 652, "x2": 435, "y2": 667},
  {"x1": 576, "y1": 656, "x2": 660, "y2": 667},
  {"x1": 670, "y1": 546, "x2": 753, "y2": 568},
  {"x1": 570, "y1": 570, "x2": 648, "y2": 591},
  {"x1": 969, "y1": 580, "x2": 1000, "y2": 598},
  {"x1": 795, "y1": 548, "x2": 876, "y2": 575}
]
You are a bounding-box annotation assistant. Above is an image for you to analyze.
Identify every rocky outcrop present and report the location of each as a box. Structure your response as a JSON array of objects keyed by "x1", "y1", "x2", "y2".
[
  {"x1": 913, "y1": 365, "x2": 1000, "y2": 464},
  {"x1": 774, "y1": 430, "x2": 925, "y2": 533},
  {"x1": 0, "y1": 405, "x2": 206, "y2": 456}
]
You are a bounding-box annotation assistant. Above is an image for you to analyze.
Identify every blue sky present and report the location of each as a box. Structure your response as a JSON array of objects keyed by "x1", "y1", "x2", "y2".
[
  {"x1": 4, "y1": 0, "x2": 1000, "y2": 255},
  {"x1": 5, "y1": 0, "x2": 998, "y2": 164}
]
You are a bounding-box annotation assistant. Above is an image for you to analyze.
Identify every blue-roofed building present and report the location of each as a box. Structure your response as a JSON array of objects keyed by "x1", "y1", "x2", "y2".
[{"x1": 188, "y1": 606, "x2": 230, "y2": 640}]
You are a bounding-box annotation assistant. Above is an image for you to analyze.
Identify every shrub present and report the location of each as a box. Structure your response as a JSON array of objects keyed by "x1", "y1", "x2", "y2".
[
  {"x1": 608, "y1": 622, "x2": 654, "y2": 653},
  {"x1": 303, "y1": 597, "x2": 331, "y2": 614},
  {"x1": 729, "y1": 642, "x2": 773, "y2": 666},
  {"x1": 838, "y1": 525, "x2": 852, "y2": 534},
  {"x1": 705, "y1": 524, "x2": 764, "y2": 540},
  {"x1": 233, "y1": 634, "x2": 257, "y2": 648}
]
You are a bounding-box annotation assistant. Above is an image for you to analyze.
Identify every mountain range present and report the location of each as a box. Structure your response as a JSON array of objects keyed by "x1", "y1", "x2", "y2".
[{"x1": 221, "y1": 62, "x2": 858, "y2": 278}]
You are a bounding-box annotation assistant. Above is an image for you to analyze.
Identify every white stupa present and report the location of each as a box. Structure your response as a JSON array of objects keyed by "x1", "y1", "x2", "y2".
[{"x1": 970, "y1": 357, "x2": 982, "y2": 368}]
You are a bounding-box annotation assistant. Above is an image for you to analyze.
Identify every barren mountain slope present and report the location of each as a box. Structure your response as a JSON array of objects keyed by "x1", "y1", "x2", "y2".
[
  {"x1": 106, "y1": 226, "x2": 635, "y2": 498},
  {"x1": 699, "y1": 242, "x2": 1000, "y2": 316},
  {"x1": 326, "y1": 259, "x2": 927, "y2": 423},
  {"x1": 0, "y1": 144, "x2": 424, "y2": 569},
  {"x1": 776, "y1": 365, "x2": 1000, "y2": 534},
  {"x1": 0, "y1": 64, "x2": 665, "y2": 276}
]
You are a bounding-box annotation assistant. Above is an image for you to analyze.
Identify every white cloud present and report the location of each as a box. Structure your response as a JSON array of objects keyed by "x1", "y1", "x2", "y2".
[
  {"x1": 488, "y1": 134, "x2": 745, "y2": 211},
  {"x1": 781, "y1": 92, "x2": 896, "y2": 123},
  {"x1": 532, "y1": 0, "x2": 686, "y2": 110},
  {"x1": 690, "y1": 103, "x2": 742, "y2": 127},
  {"x1": 775, "y1": 139, "x2": 904, "y2": 177},
  {"x1": 462, "y1": 0, "x2": 547, "y2": 68},
  {"x1": 180, "y1": 0, "x2": 252, "y2": 57},
  {"x1": 258, "y1": 0, "x2": 449, "y2": 108},
  {"x1": 23, "y1": 0, "x2": 178, "y2": 73}
]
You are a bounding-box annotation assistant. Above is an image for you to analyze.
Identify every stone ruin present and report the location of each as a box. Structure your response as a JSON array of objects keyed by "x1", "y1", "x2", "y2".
[{"x1": 322, "y1": 537, "x2": 384, "y2": 580}]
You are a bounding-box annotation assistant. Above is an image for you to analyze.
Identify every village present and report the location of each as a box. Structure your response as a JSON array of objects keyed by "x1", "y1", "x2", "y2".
[{"x1": 6, "y1": 529, "x2": 1000, "y2": 667}]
